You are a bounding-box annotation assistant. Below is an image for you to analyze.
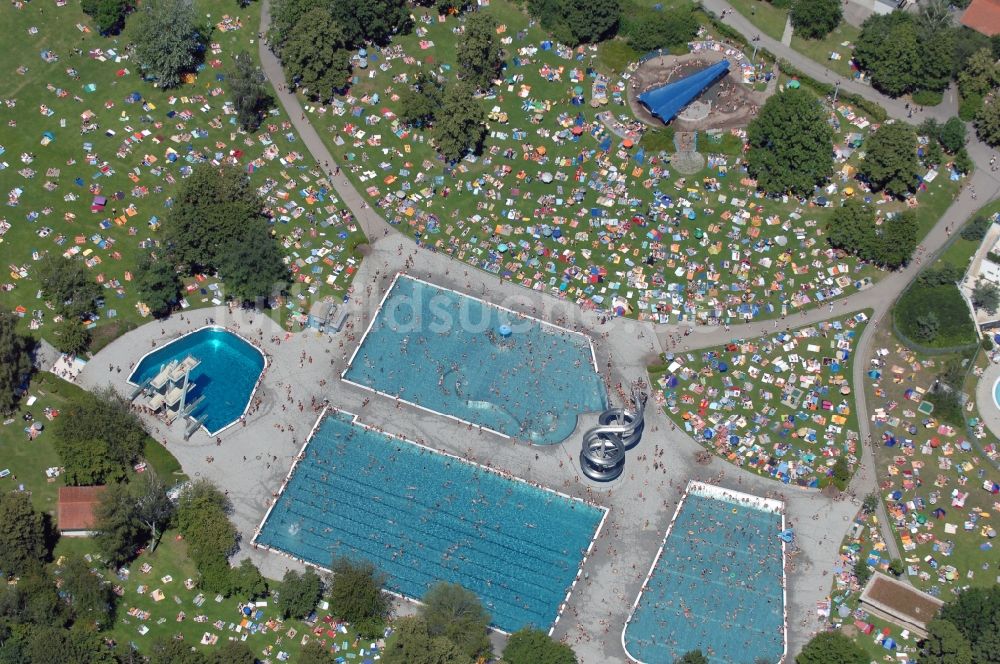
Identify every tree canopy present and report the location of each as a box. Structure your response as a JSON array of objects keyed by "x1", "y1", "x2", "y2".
[
  {"x1": 227, "y1": 51, "x2": 272, "y2": 132},
  {"x1": 976, "y1": 94, "x2": 1000, "y2": 147},
  {"x1": 938, "y1": 117, "x2": 966, "y2": 153},
  {"x1": 527, "y1": 0, "x2": 620, "y2": 46},
  {"x1": 420, "y1": 582, "x2": 492, "y2": 661},
  {"x1": 81, "y1": 0, "x2": 133, "y2": 35},
  {"x1": 675, "y1": 651, "x2": 709, "y2": 664},
  {"x1": 854, "y1": 12, "x2": 921, "y2": 97},
  {"x1": 790, "y1": 0, "x2": 842, "y2": 40},
  {"x1": 134, "y1": 253, "x2": 180, "y2": 319},
  {"x1": 746, "y1": 89, "x2": 833, "y2": 195},
  {"x1": 624, "y1": 9, "x2": 698, "y2": 53},
  {"x1": 280, "y1": 8, "x2": 352, "y2": 101},
  {"x1": 382, "y1": 616, "x2": 466, "y2": 664},
  {"x1": 35, "y1": 254, "x2": 101, "y2": 319},
  {"x1": 59, "y1": 555, "x2": 115, "y2": 628},
  {"x1": 826, "y1": 200, "x2": 917, "y2": 269},
  {"x1": 434, "y1": 81, "x2": 487, "y2": 162},
  {"x1": 51, "y1": 319, "x2": 91, "y2": 356},
  {"x1": 938, "y1": 585, "x2": 1000, "y2": 663},
  {"x1": 456, "y1": 13, "x2": 504, "y2": 90},
  {"x1": 0, "y1": 313, "x2": 33, "y2": 415},
  {"x1": 795, "y1": 631, "x2": 868, "y2": 664},
  {"x1": 923, "y1": 618, "x2": 974, "y2": 664},
  {"x1": 503, "y1": 628, "x2": 578, "y2": 664},
  {"x1": 278, "y1": 568, "x2": 323, "y2": 619},
  {"x1": 398, "y1": 72, "x2": 444, "y2": 127},
  {"x1": 330, "y1": 0, "x2": 413, "y2": 47},
  {"x1": 128, "y1": 0, "x2": 203, "y2": 89},
  {"x1": 327, "y1": 557, "x2": 390, "y2": 636},
  {"x1": 164, "y1": 164, "x2": 288, "y2": 303},
  {"x1": 860, "y1": 122, "x2": 918, "y2": 197},
  {"x1": 52, "y1": 387, "x2": 148, "y2": 486},
  {"x1": 0, "y1": 491, "x2": 50, "y2": 577}
]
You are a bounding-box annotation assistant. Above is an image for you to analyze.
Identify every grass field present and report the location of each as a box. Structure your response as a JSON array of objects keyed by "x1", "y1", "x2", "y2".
[
  {"x1": 0, "y1": 0, "x2": 365, "y2": 347},
  {"x1": 652, "y1": 312, "x2": 870, "y2": 486},
  {"x1": 296, "y1": 0, "x2": 956, "y2": 325},
  {"x1": 53, "y1": 535, "x2": 375, "y2": 662},
  {"x1": 725, "y1": 0, "x2": 789, "y2": 41},
  {"x1": 790, "y1": 22, "x2": 861, "y2": 81}
]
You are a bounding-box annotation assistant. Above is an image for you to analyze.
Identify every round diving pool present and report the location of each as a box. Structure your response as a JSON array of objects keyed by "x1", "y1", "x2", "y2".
[{"x1": 127, "y1": 327, "x2": 265, "y2": 435}]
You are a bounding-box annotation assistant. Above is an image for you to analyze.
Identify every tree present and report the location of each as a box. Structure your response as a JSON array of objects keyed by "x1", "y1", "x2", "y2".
[
  {"x1": 164, "y1": 164, "x2": 288, "y2": 302},
  {"x1": 279, "y1": 568, "x2": 323, "y2": 619},
  {"x1": 675, "y1": 651, "x2": 709, "y2": 664},
  {"x1": 134, "y1": 253, "x2": 180, "y2": 318},
  {"x1": 60, "y1": 555, "x2": 114, "y2": 628},
  {"x1": 280, "y1": 9, "x2": 352, "y2": 101},
  {"x1": 0, "y1": 491, "x2": 50, "y2": 577},
  {"x1": 81, "y1": 0, "x2": 133, "y2": 35},
  {"x1": 746, "y1": 89, "x2": 833, "y2": 195},
  {"x1": 914, "y1": 310, "x2": 940, "y2": 341},
  {"x1": 976, "y1": 95, "x2": 1000, "y2": 147},
  {"x1": 268, "y1": 0, "x2": 315, "y2": 51},
  {"x1": 53, "y1": 387, "x2": 147, "y2": 486},
  {"x1": 954, "y1": 148, "x2": 974, "y2": 174},
  {"x1": 796, "y1": 631, "x2": 868, "y2": 664},
  {"x1": 923, "y1": 139, "x2": 943, "y2": 168},
  {"x1": 456, "y1": 13, "x2": 503, "y2": 91},
  {"x1": 939, "y1": 585, "x2": 1000, "y2": 663},
  {"x1": 398, "y1": 72, "x2": 444, "y2": 127},
  {"x1": 329, "y1": 0, "x2": 413, "y2": 47},
  {"x1": 0, "y1": 313, "x2": 33, "y2": 415},
  {"x1": 382, "y1": 616, "x2": 466, "y2": 664},
  {"x1": 94, "y1": 482, "x2": 143, "y2": 567},
  {"x1": 860, "y1": 122, "x2": 918, "y2": 197},
  {"x1": 887, "y1": 558, "x2": 904, "y2": 576},
  {"x1": 207, "y1": 640, "x2": 256, "y2": 664},
  {"x1": 327, "y1": 556, "x2": 389, "y2": 635},
  {"x1": 229, "y1": 559, "x2": 267, "y2": 599},
  {"x1": 51, "y1": 318, "x2": 91, "y2": 356},
  {"x1": 434, "y1": 81, "x2": 487, "y2": 162},
  {"x1": 937, "y1": 118, "x2": 965, "y2": 153},
  {"x1": 420, "y1": 582, "x2": 491, "y2": 661},
  {"x1": 128, "y1": 0, "x2": 203, "y2": 89},
  {"x1": 0, "y1": 569, "x2": 67, "y2": 627},
  {"x1": 791, "y1": 0, "x2": 842, "y2": 40},
  {"x1": 827, "y1": 199, "x2": 878, "y2": 259},
  {"x1": 298, "y1": 641, "x2": 336, "y2": 664},
  {"x1": 148, "y1": 638, "x2": 208, "y2": 664},
  {"x1": 227, "y1": 51, "x2": 272, "y2": 133},
  {"x1": 176, "y1": 480, "x2": 237, "y2": 563},
  {"x1": 625, "y1": 9, "x2": 698, "y2": 52},
  {"x1": 853, "y1": 557, "x2": 872, "y2": 586},
  {"x1": 503, "y1": 628, "x2": 577, "y2": 664},
  {"x1": 973, "y1": 280, "x2": 1000, "y2": 314},
  {"x1": 527, "y1": 0, "x2": 620, "y2": 46},
  {"x1": 862, "y1": 492, "x2": 879, "y2": 514},
  {"x1": 830, "y1": 455, "x2": 850, "y2": 489},
  {"x1": 1, "y1": 624, "x2": 119, "y2": 664},
  {"x1": 854, "y1": 12, "x2": 920, "y2": 97},
  {"x1": 35, "y1": 254, "x2": 101, "y2": 318},
  {"x1": 961, "y1": 215, "x2": 991, "y2": 241},
  {"x1": 876, "y1": 211, "x2": 918, "y2": 269},
  {"x1": 922, "y1": 618, "x2": 973, "y2": 664},
  {"x1": 958, "y1": 47, "x2": 999, "y2": 99},
  {"x1": 918, "y1": 25, "x2": 956, "y2": 93}
]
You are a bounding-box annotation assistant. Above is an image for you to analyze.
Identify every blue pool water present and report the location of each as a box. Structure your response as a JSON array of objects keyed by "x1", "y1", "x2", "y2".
[
  {"x1": 624, "y1": 491, "x2": 784, "y2": 664},
  {"x1": 343, "y1": 276, "x2": 607, "y2": 444},
  {"x1": 256, "y1": 414, "x2": 605, "y2": 632},
  {"x1": 128, "y1": 327, "x2": 265, "y2": 435}
]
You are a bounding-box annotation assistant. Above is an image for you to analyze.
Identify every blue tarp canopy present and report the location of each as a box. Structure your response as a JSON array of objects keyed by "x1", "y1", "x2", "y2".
[{"x1": 637, "y1": 60, "x2": 730, "y2": 124}]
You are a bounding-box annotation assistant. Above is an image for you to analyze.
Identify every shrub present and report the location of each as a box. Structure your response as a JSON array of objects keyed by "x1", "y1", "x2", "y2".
[
  {"x1": 959, "y1": 93, "x2": 983, "y2": 122},
  {"x1": 895, "y1": 283, "x2": 977, "y2": 348},
  {"x1": 912, "y1": 89, "x2": 943, "y2": 107},
  {"x1": 961, "y1": 215, "x2": 991, "y2": 241}
]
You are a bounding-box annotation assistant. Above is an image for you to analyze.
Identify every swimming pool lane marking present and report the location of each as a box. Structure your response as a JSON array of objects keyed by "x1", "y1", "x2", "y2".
[
  {"x1": 252, "y1": 405, "x2": 611, "y2": 634},
  {"x1": 620, "y1": 480, "x2": 787, "y2": 664},
  {"x1": 124, "y1": 324, "x2": 270, "y2": 438}
]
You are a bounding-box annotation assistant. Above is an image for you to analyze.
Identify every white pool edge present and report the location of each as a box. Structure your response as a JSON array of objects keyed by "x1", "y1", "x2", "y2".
[{"x1": 251, "y1": 405, "x2": 610, "y2": 636}]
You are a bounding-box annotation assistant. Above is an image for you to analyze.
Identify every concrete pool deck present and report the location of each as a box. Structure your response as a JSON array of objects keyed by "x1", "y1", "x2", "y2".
[
  {"x1": 975, "y1": 361, "x2": 1000, "y2": 442},
  {"x1": 79, "y1": 231, "x2": 860, "y2": 662}
]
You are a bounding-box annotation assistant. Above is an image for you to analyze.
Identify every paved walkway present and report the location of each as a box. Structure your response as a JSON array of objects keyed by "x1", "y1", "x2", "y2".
[
  {"x1": 72, "y1": 4, "x2": 997, "y2": 663},
  {"x1": 781, "y1": 16, "x2": 793, "y2": 47}
]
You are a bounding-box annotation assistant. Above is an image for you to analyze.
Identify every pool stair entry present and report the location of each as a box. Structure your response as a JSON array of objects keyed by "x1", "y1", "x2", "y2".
[{"x1": 580, "y1": 384, "x2": 647, "y2": 481}]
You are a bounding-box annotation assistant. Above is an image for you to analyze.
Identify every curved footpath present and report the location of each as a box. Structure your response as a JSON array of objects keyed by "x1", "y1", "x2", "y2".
[{"x1": 253, "y1": 2, "x2": 1000, "y2": 659}]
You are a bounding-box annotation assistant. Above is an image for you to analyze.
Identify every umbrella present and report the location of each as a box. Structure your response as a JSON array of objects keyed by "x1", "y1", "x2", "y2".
[
  {"x1": 571, "y1": 126, "x2": 584, "y2": 135},
  {"x1": 497, "y1": 243, "x2": 508, "y2": 252},
  {"x1": 787, "y1": 79, "x2": 801, "y2": 89},
  {"x1": 498, "y1": 325, "x2": 512, "y2": 337},
  {"x1": 622, "y1": 138, "x2": 634, "y2": 148},
  {"x1": 540, "y1": 172, "x2": 554, "y2": 183},
  {"x1": 536, "y1": 146, "x2": 547, "y2": 155}
]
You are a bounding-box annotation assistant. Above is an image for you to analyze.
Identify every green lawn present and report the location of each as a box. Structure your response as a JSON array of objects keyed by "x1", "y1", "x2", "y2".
[
  {"x1": 53, "y1": 535, "x2": 375, "y2": 663},
  {"x1": 725, "y1": 0, "x2": 789, "y2": 41},
  {"x1": 0, "y1": 372, "x2": 184, "y2": 515},
  {"x1": 652, "y1": 312, "x2": 871, "y2": 487},
  {"x1": 790, "y1": 22, "x2": 861, "y2": 80},
  {"x1": 0, "y1": 0, "x2": 365, "y2": 348}
]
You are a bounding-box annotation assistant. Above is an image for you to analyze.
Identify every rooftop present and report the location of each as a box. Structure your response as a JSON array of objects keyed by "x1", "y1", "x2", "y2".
[
  {"x1": 961, "y1": 0, "x2": 1000, "y2": 36},
  {"x1": 57, "y1": 485, "x2": 107, "y2": 532},
  {"x1": 859, "y1": 573, "x2": 944, "y2": 632}
]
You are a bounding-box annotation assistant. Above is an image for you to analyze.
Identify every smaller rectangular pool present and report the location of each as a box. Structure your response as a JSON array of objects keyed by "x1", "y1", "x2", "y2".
[
  {"x1": 623, "y1": 482, "x2": 786, "y2": 664},
  {"x1": 254, "y1": 412, "x2": 606, "y2": 633}
]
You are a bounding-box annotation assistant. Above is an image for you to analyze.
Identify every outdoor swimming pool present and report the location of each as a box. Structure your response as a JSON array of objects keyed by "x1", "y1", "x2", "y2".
[
  {"x1": 254, "y1": 413, "x2": 606, "y2": 633},
  {"x1": 343, "y1": 275, "x2": 607, "y2": 444},
  {"x1": 623, "y1": 483, "x2": 785, "y2": 664},
  {"x1": 128, "y1": 327, "x2": 265, "y2": 435}
]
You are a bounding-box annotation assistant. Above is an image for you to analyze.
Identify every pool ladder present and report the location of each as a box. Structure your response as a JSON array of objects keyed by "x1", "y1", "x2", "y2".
[{"x1": 580, "y1": 386, "x2": 647, "y2": 482}]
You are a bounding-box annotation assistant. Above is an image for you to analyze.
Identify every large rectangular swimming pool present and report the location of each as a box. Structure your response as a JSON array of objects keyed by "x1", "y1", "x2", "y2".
[
  {"x1": 255, "y1": 413, "x2": 606, "y2": 633},
  {"x1": 343, "y1": 275, "x2": 607, "y2": 444},
  {"x1": 623, "y1": 483, "x2": 785, "y2": 664}
]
